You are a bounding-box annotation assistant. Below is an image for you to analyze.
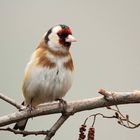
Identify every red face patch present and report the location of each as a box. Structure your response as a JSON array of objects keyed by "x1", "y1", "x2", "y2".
[
  {"x1": 57, "y1": 26, "x2": 72, "y2": 47},
  {"x1": 58, "y1": 28, "x2": 72, "y2": 35}
]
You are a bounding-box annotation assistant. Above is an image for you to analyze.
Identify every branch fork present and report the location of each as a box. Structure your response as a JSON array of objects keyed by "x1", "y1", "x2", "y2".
[{"x1": 98, "y1": 88, "x2": 115, "y2": 101}]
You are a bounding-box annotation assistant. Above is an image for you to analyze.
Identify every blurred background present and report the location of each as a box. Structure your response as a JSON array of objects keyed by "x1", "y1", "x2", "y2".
[{"x1": 0, "y1": 0, "x2": 140, "y2": 139}]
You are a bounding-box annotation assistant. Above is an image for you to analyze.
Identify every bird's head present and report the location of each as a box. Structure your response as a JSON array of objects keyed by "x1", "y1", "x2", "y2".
[{"x1": 44, "y1": 24, "x2": 76, "y2": 52}]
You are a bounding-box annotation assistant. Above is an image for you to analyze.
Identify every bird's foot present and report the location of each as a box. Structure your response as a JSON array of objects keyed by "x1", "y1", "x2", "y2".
[
  {"x1": 27, "y1": 104, "x2": 35, "y2": 113},
  {"x1": 57, "y1": 98, "x2": 67, "y2": 115}
]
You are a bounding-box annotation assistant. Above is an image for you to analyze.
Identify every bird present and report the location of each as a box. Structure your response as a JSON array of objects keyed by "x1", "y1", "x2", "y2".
[{"x1": 13, "y1": 24, "x2": 76, "y2": 130}]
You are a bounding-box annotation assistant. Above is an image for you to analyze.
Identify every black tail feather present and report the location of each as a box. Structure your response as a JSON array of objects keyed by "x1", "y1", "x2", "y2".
[
  {"x1": 13, "y1": 119, "x2": 28, "y2": 131},
  {"x1": 13, "y1": 101, "x2": 28, "y2": 131}
]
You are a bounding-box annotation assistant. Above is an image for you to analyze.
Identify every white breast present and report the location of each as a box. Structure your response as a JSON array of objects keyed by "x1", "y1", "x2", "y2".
[{"x1": 24, "y1": 55, "x2": 73, "y2": 106}]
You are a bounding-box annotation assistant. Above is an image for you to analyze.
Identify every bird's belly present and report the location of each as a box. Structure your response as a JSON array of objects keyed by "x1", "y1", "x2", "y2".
[{"x1": 24, "y1": 66, "x2": 73, "y2": 106}]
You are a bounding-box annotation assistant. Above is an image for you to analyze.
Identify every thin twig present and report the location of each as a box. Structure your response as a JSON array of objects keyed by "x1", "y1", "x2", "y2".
[
  {"x1": 0, "y1": 93, "x2": 23, "y2": 109},
  {"x1": 84, "y1": 113, "x2": 117, "y2": 127},
  {"x1": 90, "y1": 107, "x2": 140, "y2": 129},
  {"x1": 0, "y1": 127, "x2": 48, "y2": 136}
]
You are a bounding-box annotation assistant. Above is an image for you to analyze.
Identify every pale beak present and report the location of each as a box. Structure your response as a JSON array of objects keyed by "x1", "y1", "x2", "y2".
[{"x1": 65, "y1": 34, "x2": 77, "y2": 42}]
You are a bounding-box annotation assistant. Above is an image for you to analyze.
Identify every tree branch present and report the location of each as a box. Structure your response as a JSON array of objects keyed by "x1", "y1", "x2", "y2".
[
  {"x1": 44, "y1": 115, "x2": 70, "y2": 140},
  {"x1": 0, "y1": 89, "x2": 140, "y2": 140},
  {"x1": 0, "y1": 115, "x2": 70, "y2": 138},
  {"x1": 0, "y1": 89, "x2": 140, "y2": 128},
  {"x1": 0, "y1": 127, "x2": 48, "y2": 136}
]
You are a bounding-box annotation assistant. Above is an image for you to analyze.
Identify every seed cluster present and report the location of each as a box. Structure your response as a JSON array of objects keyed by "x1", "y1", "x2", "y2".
[{"x1": 78, "y1": 124, "x2": 95, "y2": 140}]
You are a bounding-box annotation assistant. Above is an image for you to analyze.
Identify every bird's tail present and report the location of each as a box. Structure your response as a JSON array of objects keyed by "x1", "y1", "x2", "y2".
[
  {"x1": 13, "y1": 101, "x2": 28, "y2": 131},
  {"x1": 13, "y1": 119, "x2": 28, "y2": 130}
]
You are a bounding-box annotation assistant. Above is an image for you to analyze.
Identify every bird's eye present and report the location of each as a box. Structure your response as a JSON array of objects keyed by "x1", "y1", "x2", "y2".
[{"x1": 57, "y1": 32, "x2": 68, "y2": 39}]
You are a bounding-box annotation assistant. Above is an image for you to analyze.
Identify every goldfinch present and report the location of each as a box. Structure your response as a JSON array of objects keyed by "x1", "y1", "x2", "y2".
[{"x1": 13, "y1": 24, "x2": 76, "y2": 130}]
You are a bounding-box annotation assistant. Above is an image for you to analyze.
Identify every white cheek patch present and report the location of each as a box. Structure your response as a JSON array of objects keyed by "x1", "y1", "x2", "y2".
[
  {"x1": 49, "y1": 25, "x2": 61, "y2": 43},
  {"x1": 48, "y1": 33, "x2": 60, "y2": 50},
  {"x1": 47, "y1": 25, "x2": 68, "y2": 52},
  {"x1": 48, "y1": 33, "x2": 59, "y2": 43}
]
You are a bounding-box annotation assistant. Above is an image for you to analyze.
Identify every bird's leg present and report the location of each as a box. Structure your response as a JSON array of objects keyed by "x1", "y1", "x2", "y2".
[
  {"x1": 27, "y1": 104, "x2": 34, "y2": 113},
  {"x1": 56, "y1": 98, "x2": 67, "y2": 115},
  {"x1": 27, "y1": 98, "x2": 35, "y2": 113}
]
